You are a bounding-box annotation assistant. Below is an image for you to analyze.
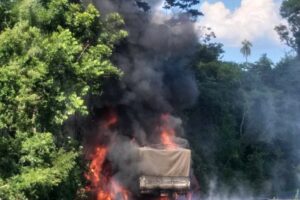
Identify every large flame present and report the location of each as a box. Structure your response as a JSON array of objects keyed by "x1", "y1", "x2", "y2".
[
  {"x1": 86, "y1": 147, "x2": 108, "y2": 189},
  {"x1": 160, "y1": 114, "x2": 177, "y2": 149},
  {"x1": 85, "y1": 146, "x2": 130, "y2": 200},
  {"x1": 85, "y1": 112, "x2": 130, "y2": 200},
  {"x1": 85, "y1": 112, "x2": 190, "y2": 200}
]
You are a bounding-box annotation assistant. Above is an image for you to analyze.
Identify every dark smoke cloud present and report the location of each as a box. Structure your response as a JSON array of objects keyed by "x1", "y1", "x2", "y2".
[
  {"x1": 86, "y1": 0, "x2": 199, "y2": 142},
  {"x1": 68, "y1": 0, "x2": 200, "y2": 198}
]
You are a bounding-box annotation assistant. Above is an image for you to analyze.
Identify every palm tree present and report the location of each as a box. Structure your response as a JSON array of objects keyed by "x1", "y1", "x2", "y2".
[{"x1": 240, "y1": 39, "x2": 252, "y2": 63}]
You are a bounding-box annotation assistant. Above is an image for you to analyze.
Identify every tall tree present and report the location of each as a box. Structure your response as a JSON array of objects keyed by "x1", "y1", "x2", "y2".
[{"x1": 240, "y1": 40, "x2": 252, "y2": 63}]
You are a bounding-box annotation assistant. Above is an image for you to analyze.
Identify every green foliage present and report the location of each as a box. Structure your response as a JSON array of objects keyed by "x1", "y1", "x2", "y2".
[
  {"x1": 0, "y1": 133, "x2": 78, "y2": 200},
  {"x1": 276, "y1": 0, "x2": 300, "y2": 56},
  {"x1": 0, "y1": 0, "x2": 16, "y2": 31},
  {"x1": 251, "y1": 54, "x2": 273, "y2": 83},
  {"x1": 194, "y1": 43, "x2": 224, "y2": 63},
  {"x1": 0, "y1": 0, "x2": 126, "y2": 199},
  {"x1": 187, "y1": 50, "x2": 300, "y2": 196},
  {"x1": 187, "y1": 60, "x2": 244, "y2": 193},
  {"x1": 0, "y1": 21, "x2": 122, "y2": 133}
]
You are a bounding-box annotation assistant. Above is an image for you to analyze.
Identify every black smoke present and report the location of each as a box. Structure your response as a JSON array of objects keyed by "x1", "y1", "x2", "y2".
[
  {"x1": 69, "y1": 0, "x2": 200, "y2": 199},
  {"x1": 85, "y1": 0, "x2": 199, "y2": 144}
]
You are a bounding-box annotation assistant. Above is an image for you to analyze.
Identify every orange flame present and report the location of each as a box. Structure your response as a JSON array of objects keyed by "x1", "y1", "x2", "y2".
[
  {"x1": 161, "y1": 129, "x2": 177, "y2": 149},
  {"x1": 85, "y1": 111, "x2": 130, "y2": 200},
  {"x1": 85, "y1": 146, "x2": 130, "y2": 200},
  {"x1": 102, "y1": 111, "x2": 118, "y2": 129},
  {"x1": 160, "y1": 114, "x2": 177, "y2": 149},
  {"x1": 86, "y1": 147, "x2": 108, "y2": 188}
]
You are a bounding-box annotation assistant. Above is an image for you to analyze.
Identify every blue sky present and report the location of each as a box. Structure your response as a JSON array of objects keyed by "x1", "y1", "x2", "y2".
[
  {"x1": 204, "y1": 0, "x2": 241, "y2": 10},
  {"x1": 196, "y1": 0, "x2": 289, "y2": 64}
]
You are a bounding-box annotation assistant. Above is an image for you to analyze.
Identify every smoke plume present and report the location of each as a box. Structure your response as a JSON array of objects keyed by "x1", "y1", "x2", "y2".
[
  {"x1": 69, "y1": 0, "x2": 200, "y2": 199},
  {"x1": 84, "y1": 0, "x2": 199, "y2": 152}
]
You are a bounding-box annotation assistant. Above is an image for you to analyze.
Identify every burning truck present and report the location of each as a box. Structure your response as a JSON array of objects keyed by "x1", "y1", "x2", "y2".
[
  {"x1": 81, "y1": 0, "x2": 201, "y2": 199},
  {"x1": 78, "y1": 0, "x2": 203, "y2": 199},
  {"x1": 138, "y1": 146, "x2": 191, "y2": 199},
  {"x1": 84, "y1": 112, "x2": 194, "y2": 200}
]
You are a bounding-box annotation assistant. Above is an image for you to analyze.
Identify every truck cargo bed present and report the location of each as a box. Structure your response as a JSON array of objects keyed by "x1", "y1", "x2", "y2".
[
  {"x1": 139, "y1": 176, "x2": 190, "y2": 194},
  {"x1": 138, "y1": 147, "x2": 191, "y2": 195}
]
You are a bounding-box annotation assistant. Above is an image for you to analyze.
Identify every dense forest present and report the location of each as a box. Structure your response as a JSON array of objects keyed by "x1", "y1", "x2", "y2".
[{"x1": 0, "y1": 0, "x2": 299, "y2": 199}]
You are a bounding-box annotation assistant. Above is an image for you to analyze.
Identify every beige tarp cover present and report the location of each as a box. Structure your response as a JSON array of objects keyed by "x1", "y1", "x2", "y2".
[{"x1": 138, "y1": 147, "x2": 191, "y2": 177}]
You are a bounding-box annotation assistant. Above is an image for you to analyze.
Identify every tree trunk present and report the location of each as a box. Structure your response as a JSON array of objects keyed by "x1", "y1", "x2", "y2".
[{"x1": 240, "y1": 107, "x2": 246, "y2": 136}]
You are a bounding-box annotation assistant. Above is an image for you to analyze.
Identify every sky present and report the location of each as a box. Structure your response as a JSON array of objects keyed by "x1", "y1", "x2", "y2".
[{"x1": 195, "y1": 0, "x2": 291, "y2": 63}]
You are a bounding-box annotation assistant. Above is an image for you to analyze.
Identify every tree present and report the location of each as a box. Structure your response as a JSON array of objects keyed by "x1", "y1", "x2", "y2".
[
  {"x1": 163, "y1": 0, "x2": 203, "y2": 17},
  {"x1": 187, "y1": 60, "x2": 244, "y2": 193},
  {"x1": 250, "y1": 54, "x2": 273, "y2": 84},
  {"x1": 134, "y1": 0, "x2": 202, "y2": 18},
  {"x1": 275, "y1": 0, "x2": 300, "y2": 56},
  {"x1": 0, "y1": 0, "x2": 13, "y2": 31},
  {"x1": 187, "y1": 42, "x2": 300, "y2": 195},
  {"x1": 240, "y1": 40, "x2": 252, "y2": 63},
  {"x1": 0, "y1": 133, "x2": 79, "y2": 200},
  {"x1": 0, "y1": 0, "x2": 127, "y2": 199}
]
